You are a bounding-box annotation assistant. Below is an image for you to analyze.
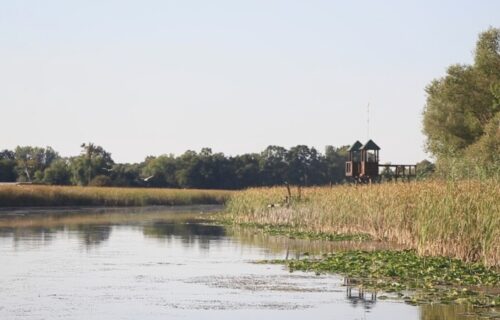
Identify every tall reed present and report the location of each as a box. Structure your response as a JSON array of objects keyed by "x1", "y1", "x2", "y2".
[
  {"x1": 226, "y1": 180, "x2": 500, "y2": 267},
  {"x1": 0, "y1": 185, "x2": 232, "y2": 207}
]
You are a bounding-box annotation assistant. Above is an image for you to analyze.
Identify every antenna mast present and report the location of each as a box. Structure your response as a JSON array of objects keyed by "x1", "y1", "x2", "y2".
[{"x1": 367, "y1": 102, "x2": 370, "y2": 140}]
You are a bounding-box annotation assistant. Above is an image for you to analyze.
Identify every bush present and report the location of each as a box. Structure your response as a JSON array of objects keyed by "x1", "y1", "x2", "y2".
[{"x1": 89, "y1": 175, "x2": 112, "y2": 187}]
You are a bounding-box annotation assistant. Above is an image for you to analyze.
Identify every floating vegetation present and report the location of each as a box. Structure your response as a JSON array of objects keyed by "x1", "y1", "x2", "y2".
[
  {"x1": 218, "y1": 221, "x2": 372, "y2": 242},
  {"x1": 257, "y1": 224, "x2": 371, "y2": 242},
  {"x1": 262, "y1": 250, "x2": 500, "y2": 307}
]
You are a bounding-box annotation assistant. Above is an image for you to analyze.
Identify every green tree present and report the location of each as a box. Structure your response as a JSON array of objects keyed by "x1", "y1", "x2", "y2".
[
  {"x1": 232, "y1": 153, "x2": 260, "y2": 188},
  {"x1": 71, "y1": 143, "x2": 114, "y2": 185},
  {"x1": 43, "y1": 159, "x2": 72, "y2": 185},
  {"x1": 110, "y1": 163, "x2": 141, "y2": 187},
  {"x1": 415, "y1": 159, "x2": 436, "y2": 180},
  {"x1": 141, "y1": 155, "x2": 178, "y2": 187},
  {"x1": 464, "y1": 112, "x2": 500, "y2": 177},
  {"x1": 286, "y1": 145, "x2": 322, "y2": 186},
  {"x1": 259, "y1": 146, "x2": 288, "y2": 186},
  {"x1": 323, "y1": 145, "x2": 349, "y2": 184},
  {"x1": 0, "y1": 150, "x2": 17, "y2": 182},
  {"x1": 175, "y1": 150, "x2": 203, "y2": 188},
  {"x1": 423, "y1": 27, "x2": 500, "y2": 175},
  {"x1": 14, "y1": 146, "x2": 59, "y2": 182}
]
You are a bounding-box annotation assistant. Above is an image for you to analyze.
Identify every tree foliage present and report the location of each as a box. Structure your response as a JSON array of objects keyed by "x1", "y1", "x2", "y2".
[
  {"x1": 423, "y1": 27, "x2": 500, "y2": 176},
  {"x1": 43, "y1": 159, "x2": 71, "y2": 185},
  {"x1": 0, "y1": 150, "x2": 16, "y2": 182},
  {"x1": 0, "y1": 143, "x2": 351, "y2": 188},
  {"x1": 13, "y1": 146, "x2": 59, "y2": 182},
  {"x1": 70, "y1": 143, "x2": 114, "y2": 185}
]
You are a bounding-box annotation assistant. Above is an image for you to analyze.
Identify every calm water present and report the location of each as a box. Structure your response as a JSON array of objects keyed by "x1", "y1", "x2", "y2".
[{"x1": 0, "y1": 206, "x2": 485, "y2": 320}]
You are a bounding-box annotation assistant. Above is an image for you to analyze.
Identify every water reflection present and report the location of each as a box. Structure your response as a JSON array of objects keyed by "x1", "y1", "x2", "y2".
[
  {"x1": 419, "y1": 303, "x2": 491, "y2": 320},
  {"x1": 229, "y1": 226, "x2": 406, "y2": 257},
  {"x1": 0, "y1": 226, "x2": 59, "y2": 249},
  {"x1": 71, "y1": 224, "x2": 112, "y2": 247},
  {"x1": 0, "y1": 205, "x2": 222, "y2": 249},
  {"x1": 0, "y1": 207, "x2": 400, "y2": 254},
  {"x1": 143, "y1": 221, "x2": 226, "y2": 250},
  {"x1": 0, "y1": 206, "x2": 496, "y2": 320},
  {"x1": 143, "y1": 221, "x2": 225, "y2": 239},
  {"x1": 345, "y1": 286, "x2": 377, "y2": 311}
]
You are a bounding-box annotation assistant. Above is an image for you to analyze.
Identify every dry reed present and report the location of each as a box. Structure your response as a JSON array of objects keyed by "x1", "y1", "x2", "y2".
[
  {"x1": 226, "y1": 180, "x2": 500, "y2": 267},
  {"x1": 0, "y1": 185, "x2": 232, "y2": 207}
]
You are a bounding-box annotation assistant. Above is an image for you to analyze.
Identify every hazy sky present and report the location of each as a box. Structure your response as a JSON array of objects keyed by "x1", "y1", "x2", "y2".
[{"x1": 1, "y1": 1, "x2": 499, "y2": 164}]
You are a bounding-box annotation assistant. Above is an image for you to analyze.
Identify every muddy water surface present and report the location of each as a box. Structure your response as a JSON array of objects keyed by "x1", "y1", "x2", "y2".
[{"x1": 0, "y1": 206, "x2": 485, "y2": 319}]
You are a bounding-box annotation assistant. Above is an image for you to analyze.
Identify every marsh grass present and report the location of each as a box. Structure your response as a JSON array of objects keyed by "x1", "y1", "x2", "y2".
[
  {"x1": 0, "y1": 185, "x2": 233, "y2": 207},
  {"x1": 226, "y1": 180, "x2": 500, "y2": 267}
]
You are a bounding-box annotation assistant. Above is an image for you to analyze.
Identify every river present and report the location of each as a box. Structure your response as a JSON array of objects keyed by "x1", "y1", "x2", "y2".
[{"x1": 0, "y1": 205, "x2": 483, "y2": 319}]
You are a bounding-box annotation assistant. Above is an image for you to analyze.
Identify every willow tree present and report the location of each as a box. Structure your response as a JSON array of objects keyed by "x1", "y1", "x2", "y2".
[{"x1": 423, "y1": 27, "x2": 500, "y2": 176}]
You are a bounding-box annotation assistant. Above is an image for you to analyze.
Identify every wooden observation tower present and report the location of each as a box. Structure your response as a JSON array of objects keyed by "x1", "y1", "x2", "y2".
[{"x1": 345, "y1": 139, "x2": 416, "y2": 183}]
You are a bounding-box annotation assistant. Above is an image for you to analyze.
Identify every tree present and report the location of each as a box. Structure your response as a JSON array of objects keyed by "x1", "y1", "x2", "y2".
[
  {"x1": 423, "y1": 28, "x2": 500, "y2": 174},
  {"x1": 2, "y1": 142, "x2": 360, "y2": 188},
  {"x1": 43, "y1": 159, "x2": 71, "y2": 185},
  {"x1": 89, "y1": 175, "x2": 112, "y2": 187},
  {"x1": 415, "y1": 159, "x2": 436, "y2": 180},
  {"x1": 379, "y1": 164, "x2": 394, "y2": 182},
  {"x1": 232, "y1": 154, "x2": 260, "y2": 188},
  {"x1": 323, "y1": 145, "x2": 349, "y2": 184},
  {"x1": 175, "y1": 150, "x2": 203, "y2": 188},
  {"x1": 209, "y1": 151, "x2": 235, "y2": 189},
  {"x1": 0, "y1": 150, "x2": 16, "y2": 182},
  {"x1": 141, "y1": 155, "x2": 178, "y2": 187},
  {"x1": 71, "y1": 143, "x2": 114, "y2": 185},
  {"x1": 286, "y1": 145, "x2": 322, "y2": 186},
  {"x1": 464, "y1": 112, "x2": 500, "y2": 177},
  {"x1": 259, "y1": 146, "x2": 288, "y2": 186},
  {"x1": 110, "y1": 163, "x2": 141, "y2": 187},
  {"x1": 14, "y1": 146, "x2": 59, "y2": 182}
]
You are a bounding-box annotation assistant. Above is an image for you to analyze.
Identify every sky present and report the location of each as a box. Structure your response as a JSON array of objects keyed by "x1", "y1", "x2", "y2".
[{"x1": 1, "y1": 1, "x2": 499, "y2": 164}]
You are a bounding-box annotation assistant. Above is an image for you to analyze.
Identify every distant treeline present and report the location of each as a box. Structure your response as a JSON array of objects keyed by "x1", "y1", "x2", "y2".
[
  {"x1": 0, "y1": 144, "x2": 356, "y2": 189},
  {"x1": 0, "y1": 144, "x2": 436, "y2": 189}
]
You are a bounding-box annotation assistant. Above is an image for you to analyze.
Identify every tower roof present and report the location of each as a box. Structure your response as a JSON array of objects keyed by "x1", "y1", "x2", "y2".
[
  {"x1": 348, "y1": 140, "x2": 363, "y2": 151},
  {"x1": 360, "y1": 139, "x2": 380, "y2": 150}
]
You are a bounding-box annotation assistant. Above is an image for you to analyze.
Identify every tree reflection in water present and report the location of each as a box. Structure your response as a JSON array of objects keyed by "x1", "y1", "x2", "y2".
[
  {"x1": 143, "y1": 221, "x2": 226, "y2": 250},
  {"x1": 70, "y1": 224, "x2": 112, "y2": 247},
  {"x1": 0, "y1": 207, "x2": 225, "y2": 250},
  {"x1": 0, "y1": 226, "x2": 61, "y2": 248}
]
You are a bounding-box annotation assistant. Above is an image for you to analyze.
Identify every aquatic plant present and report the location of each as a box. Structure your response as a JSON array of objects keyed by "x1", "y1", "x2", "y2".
[
  {"x1": 262, "y1": 250, "x2": 500, "y2": 307},
  {"x1": 226, "y1": 180, "x2": 500, "y2": 267},
  {"x1": 226, "y1": 222, "x2": 371, "y2": 241}
]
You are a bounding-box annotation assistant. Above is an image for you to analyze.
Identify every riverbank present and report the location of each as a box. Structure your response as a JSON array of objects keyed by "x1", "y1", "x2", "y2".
[
  {"x1": 0, "y1": 185, "x2": 233, "y2": 207},
  {"x1": 224, "y1": 180, "x2": 500, "y2": 267},
  {"x1": 222, "y1": 180, "x2": 500, "y2": 310}
]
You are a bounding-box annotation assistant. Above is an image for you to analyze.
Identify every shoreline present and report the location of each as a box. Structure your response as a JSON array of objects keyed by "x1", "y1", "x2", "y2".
[{"x1": 0, "y1": 185, "x2": 233, "y2": 207}]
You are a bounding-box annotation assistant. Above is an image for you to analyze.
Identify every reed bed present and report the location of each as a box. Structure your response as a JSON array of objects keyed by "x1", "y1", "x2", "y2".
[
  {"x1": 0, "y1": 185, "x2": 233, "y2": 207},
  {"x1": 226, "y1": 180, "x2": 500, "y2": 267}
]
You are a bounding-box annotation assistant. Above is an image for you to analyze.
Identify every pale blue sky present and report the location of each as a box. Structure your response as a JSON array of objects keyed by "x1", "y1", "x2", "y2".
[{"x1": 1, "y1": 1, "x2": 499, "y2": 163}]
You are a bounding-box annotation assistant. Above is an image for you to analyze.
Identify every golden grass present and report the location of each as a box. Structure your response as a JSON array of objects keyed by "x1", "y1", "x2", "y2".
[
  {"x1": 226, "y1": 180, "x2": 500, "y2": 267},
  {"x1": 0, "y1": 185, "x2": 233, "y2": 207}
]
